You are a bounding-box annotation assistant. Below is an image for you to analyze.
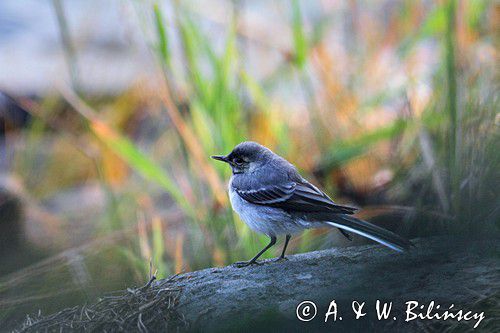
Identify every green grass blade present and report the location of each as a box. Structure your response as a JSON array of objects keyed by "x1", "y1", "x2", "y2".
[
  {"x1": 398, "y1": 3, "x2": 446, "y2": 56},
  {"x1": 90, "y1": 121, "x2": 195, "y2": 218},
  {"x1": 445, "y1": 0, "x2": 458, "y2": 215},
  {"x1": 153, "y1": 2, "x2": 171, "y2": 68},
  {"x1": 291, "y1": 0, "x2": 308, "y2": 69},
  {"x1": 321, "y1": 119, "x2": 407, "y2": 170}
]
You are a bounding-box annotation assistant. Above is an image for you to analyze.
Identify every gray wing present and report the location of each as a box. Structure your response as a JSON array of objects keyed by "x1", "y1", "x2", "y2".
[{"x1": 234, "y1": 180, "x2": 357, "y2": 215}]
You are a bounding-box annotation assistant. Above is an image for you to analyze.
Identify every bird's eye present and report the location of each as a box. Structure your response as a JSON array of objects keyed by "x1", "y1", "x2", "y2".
[{"x1": 233, "y1": 157, "x2": 244, "y2": 165}]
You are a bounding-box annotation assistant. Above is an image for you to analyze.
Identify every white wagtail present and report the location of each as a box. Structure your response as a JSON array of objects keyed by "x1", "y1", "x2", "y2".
[{"x1": 212, "y1": 141, "x2": 412, "y2": 267}]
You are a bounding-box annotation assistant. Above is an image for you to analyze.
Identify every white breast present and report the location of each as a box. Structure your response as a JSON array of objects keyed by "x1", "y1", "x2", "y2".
[{"x1": 228, "y1": 177, "x2": 308, "y2": 236}]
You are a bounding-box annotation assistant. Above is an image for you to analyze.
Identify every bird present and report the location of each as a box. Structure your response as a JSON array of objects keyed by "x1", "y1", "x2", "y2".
[{"x1": 211, "y1": 141, "x2": 412, "y2": 267}]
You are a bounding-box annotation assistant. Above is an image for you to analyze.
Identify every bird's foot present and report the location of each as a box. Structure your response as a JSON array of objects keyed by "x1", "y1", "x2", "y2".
[
  {"x1": 233, "y1": 260, "x2": 262, "y2": 268},
  {"x1": 273, "y1": 256, "x2": 288, "y2": 263}
]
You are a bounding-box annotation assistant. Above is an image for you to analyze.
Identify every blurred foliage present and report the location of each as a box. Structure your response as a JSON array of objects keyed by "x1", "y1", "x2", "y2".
[{"x1": 0, "y1": 0, "x2": 498, "y2": 328}]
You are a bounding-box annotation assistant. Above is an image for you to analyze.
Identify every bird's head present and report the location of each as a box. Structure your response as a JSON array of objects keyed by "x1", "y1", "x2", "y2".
[{"x1": 211, "y1": 141, "x2": 272, "y2": 175}]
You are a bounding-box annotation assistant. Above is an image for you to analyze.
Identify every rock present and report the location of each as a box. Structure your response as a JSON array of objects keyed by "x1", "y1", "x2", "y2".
[
  {"x1": 17, "y1": 236, "x2": 500, "y2": 332},
  {"x1": 165, "y1": 236, "x2": 499, "y2": 331}
]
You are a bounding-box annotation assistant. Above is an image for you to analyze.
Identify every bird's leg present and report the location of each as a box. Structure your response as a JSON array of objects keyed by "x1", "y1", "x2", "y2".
[
  {"x1": 234, "y1": 236, "x2": 276, "y2": 268},
  {"x1": 274, "y1": 234, "x2": 291, "y2": 262}
]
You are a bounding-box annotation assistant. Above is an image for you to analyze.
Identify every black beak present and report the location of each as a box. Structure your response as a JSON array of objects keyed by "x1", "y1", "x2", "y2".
[{"x1": 211, "y1": 155, "x2": 229, "y2": 163}]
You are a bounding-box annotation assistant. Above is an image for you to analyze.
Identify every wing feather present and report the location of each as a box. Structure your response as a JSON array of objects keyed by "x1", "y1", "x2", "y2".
[{"x1": 234, "y1": 180, "x2": 357, "y2": 215}]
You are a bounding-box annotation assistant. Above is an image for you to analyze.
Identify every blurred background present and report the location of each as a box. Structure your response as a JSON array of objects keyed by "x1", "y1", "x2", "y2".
[{"x1": 0, "y1": 0, "x2": 498, "y2": 329}]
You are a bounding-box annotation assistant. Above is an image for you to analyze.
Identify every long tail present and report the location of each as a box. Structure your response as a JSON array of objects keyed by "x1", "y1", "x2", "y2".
[{"x1": 324, "y1": 215, "x2": 412, "y2": 252}]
